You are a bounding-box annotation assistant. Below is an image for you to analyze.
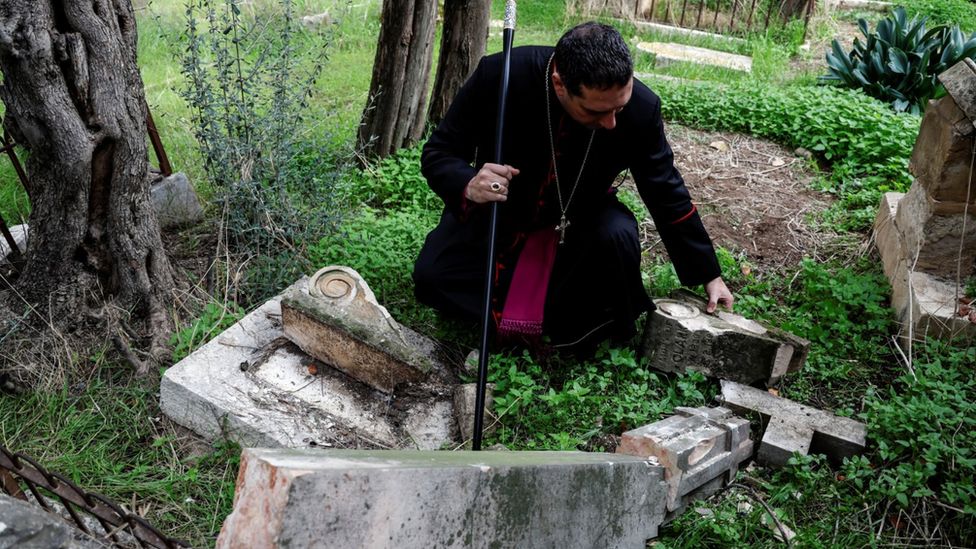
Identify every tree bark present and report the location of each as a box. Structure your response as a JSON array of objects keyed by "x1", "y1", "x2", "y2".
[
  {"x1": 357, "y1": 0, "x2": 437, "y2": 159},
  {"x1": 426, "y1": 0, "x2": 491, "y2": 128},
  {"x1": 0, "y1": 0, "x2": 175, "y2": 373}
]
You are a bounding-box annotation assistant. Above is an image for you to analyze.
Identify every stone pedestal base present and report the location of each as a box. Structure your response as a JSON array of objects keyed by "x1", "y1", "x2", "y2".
[{"x1": 874, "y1": 192, "x2": 976, "y2": 344}]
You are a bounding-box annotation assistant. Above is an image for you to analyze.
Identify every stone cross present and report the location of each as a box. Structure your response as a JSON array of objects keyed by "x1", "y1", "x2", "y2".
[{"x1": 719, "y1": 380, "x2": 867, "y2": 467}]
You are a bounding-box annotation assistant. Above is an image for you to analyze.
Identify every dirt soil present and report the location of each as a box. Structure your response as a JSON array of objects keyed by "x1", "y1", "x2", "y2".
[{"x1": 630, "y1": 123, "x2": 845, "y2": 278}]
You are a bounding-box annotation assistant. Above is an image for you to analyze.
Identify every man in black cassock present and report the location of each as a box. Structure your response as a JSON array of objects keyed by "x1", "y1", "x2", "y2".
[{"x1": 413, "y1": 21, "x2": 733, "y2": 348}]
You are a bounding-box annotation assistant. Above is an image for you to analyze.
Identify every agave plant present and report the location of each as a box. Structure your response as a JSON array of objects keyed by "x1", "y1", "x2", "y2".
[{"x1": 821, "y1": 7, "x2": 976, "y2": 114}]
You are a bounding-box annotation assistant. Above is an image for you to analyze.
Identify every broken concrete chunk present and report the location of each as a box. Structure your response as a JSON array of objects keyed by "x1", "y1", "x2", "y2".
[
  {"x1": 719, "y1": 380, "x2": 867, "y2": 467},
  {"x1": 640, "y1": 291, "x2": 808, "y2": 387},
  {"x1": 617, "y1": 406, "x2": 753, "y2": 515},
  {"x1": 453, "y1": 383, "x2": 496, "y2": 444},
  {"x1": 281, "y1": 266, "x2": 452, "y2": 393},
  {"x1": 217, "y1": 448, "x2": 669, "y2": 549}
]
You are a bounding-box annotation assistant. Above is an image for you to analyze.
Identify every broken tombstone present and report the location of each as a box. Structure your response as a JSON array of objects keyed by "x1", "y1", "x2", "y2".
[
  {"x1": 216, "y1": 448, "x2": 670, "y2": 549},
  {"x1": 719, "y1": 380, "x2": 867, "y2": 467},
  {"x1": 280, "y1": 265, "x2": 454, "y2": 394},
  {"x1": 874, "y1": 58, "x2": 976, "y2": 344},
  {"x1": 161, "y1": 276, "x2": 457, "y2": 451},
  {"x1": 640, "y1": 290, "x2": 808, "y2": 387},
  {"x1": 616, "y1": 406, "x2": 753, "y2": 518}
]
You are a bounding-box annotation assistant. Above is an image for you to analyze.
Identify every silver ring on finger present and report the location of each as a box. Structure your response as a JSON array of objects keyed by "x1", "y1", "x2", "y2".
[{"x1": 490, "y1": 181, "x2": 502, "y2": 192}]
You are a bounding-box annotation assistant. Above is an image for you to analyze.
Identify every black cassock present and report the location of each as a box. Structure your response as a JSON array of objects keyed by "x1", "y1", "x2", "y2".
[{"x1": 413, "y1": 45, "x2": 720, "y2": 346}]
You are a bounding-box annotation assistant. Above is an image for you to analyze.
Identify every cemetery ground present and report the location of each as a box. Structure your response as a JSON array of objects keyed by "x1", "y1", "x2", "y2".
[{"x1": 1, "y1": 0, "x2": 975, "y2": 547}]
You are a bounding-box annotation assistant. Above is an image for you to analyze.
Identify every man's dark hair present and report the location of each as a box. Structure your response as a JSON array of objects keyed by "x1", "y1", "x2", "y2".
[{"x1": 553, "y1": 22, "x2": 633, "y2": 96}]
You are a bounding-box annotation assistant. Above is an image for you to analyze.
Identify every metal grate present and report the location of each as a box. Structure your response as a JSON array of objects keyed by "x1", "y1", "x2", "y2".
[
  {"x1": 636, "y1": 0, "x2": 816, "y2": 38},
  {"x1": 0, "y1": 445, "x2": 190, "y2": 549}
]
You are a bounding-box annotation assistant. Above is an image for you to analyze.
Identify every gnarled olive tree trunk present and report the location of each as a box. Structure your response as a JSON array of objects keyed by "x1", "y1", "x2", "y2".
[
  {"x1": 426, "y1": 0, "x2": 491, "y2": 128},
  {"x1": 0, "y1": 0, "x2": 175, "y2": 374},
  {"x1": 357, "y1": 0, "x2": 437, "y2": 159}
]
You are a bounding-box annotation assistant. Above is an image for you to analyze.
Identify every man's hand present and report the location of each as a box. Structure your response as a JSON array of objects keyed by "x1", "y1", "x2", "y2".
[
  {"x1": 464, "y1": 163, "x2": 520, "y2": 204},
  {"x1": 704, "y1": 276, "x2": 734, "y2": 313}
]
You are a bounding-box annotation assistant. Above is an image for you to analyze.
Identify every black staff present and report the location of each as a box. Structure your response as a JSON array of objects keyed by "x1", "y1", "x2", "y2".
[{"x1": 473, "y1": 0, "x2": 517, "y2": 451}]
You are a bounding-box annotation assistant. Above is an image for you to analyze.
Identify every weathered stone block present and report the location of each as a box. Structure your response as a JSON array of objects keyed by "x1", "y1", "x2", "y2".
[
  {"x1": 617, "y1": 406, "x2": 752, "y2": 514},
  {"x1": 889, "y1": 260, "x2": 976, "y2": 343},
  {"x1": 640, "y1": 292, "x2": 808, "y2": 386},
  {"x1": 939, "y1": 58, "x2": 976, "y2": 129},
  {"x1": 873, "y1": 192, "x2": 904, "y2": 281},
  {"x1": 909, "y1": 95, "x2": 975, "y2": 205},
  {"x1": 150, "y1": 172, "x2": 204, "y2": 229},
  {"x1": 719, "y1": 380, "x2": 867, "y2": 467},
  {"x1": 217, "y1": 448, "x2": 669, "y2": 549},
  {"x1": 161, "y1": 278, "x2": 456, "y2": 450},
  {"x1": 894, "y1": 183, "x2": 976, "y2": 275},
  {"x1": 281, "y1": 266, "x2": 451, "y2": 393},
  {"x1": 637, "y1": 42, "x2": 752, "y2": 73}
]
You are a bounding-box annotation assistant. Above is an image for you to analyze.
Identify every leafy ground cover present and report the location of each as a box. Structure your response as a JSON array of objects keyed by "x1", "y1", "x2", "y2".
[{"x1": 1, "y1": 0, "x2": 975, "y2": 546}]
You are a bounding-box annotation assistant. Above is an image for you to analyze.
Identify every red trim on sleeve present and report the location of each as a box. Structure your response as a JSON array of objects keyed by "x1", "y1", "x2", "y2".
[{"x1": 670, "y1": 204, "x2": 697, "y2": 225}]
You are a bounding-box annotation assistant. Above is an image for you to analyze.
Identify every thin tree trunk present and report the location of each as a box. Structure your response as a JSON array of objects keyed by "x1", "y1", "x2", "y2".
[
  {"x1": 357, "y1": 0, "x2": 437, "y2": 159},
  {"x1": 0, "y1": 0, "x2": 175, "y2": 374},
  {"x1": 427, "y1": 0, "x2": 491, "y2": 128}
]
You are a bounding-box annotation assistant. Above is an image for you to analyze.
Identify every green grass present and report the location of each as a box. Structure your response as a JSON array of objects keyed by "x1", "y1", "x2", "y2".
[{"x1": 0, "y1": 370, "x2": 239, "y2": 547}]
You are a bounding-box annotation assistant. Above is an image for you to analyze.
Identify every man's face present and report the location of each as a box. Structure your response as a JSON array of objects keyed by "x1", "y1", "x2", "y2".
[{"x1": 552, "y1": 70, "x2": 633, "y2": 130}]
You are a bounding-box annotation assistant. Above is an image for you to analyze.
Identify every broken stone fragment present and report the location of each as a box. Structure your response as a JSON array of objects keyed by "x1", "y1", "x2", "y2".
[
  {"x1": 719, "y1": 380, "x2": 867, "y2": 467},
  {"x1": 281, "y1": 266, "x2": 453, "y2": 393},
  {"x1": 908, "y1": 94, "x2": 975, "y2": 207},
  {"x1": 452, "y1": 383, "x2": 496, "y2": 444},
  {"x1": 640, "y1": 290, "x2": 808, "y2": 386},
  {"x1": 616, "y1": 406, "x2": 753, "y2": 516},
  {"x1": 217, "y1": 448, "x2": 669, "y2": 549},
  {"x1": 938, "y1": 58, "x2": 976, "y2": 129}
]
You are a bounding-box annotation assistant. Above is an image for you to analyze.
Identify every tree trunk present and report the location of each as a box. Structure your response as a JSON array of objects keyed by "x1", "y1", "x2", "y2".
[
  {"x1": 426, "y1": 0, "x2": 491, "y2": 128},
  {"x1": 0, "y1": 0, "x2": 175, "y2": 374},
  {"x1": 357, "y1": 0, "x2": 437, "y2": 159}
]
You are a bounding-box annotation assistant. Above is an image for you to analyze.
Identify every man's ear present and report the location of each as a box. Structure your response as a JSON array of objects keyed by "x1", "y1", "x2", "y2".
[{"x1": 552, "y1": 68, "x2": 567, "y2": 98}]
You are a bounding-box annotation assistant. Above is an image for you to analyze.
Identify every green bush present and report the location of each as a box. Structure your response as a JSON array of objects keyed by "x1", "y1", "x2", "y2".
[
  {"x1": 861, "y1": 342, "x2": 976, "y2": 513},
  {"x1": 652, "y1": 77, "x2": 920, "y2": 229},
  {"x1": 822, "y1": 7, "x2": 976, "y2": 114},
  {"x1": 900, "y1": 0, "x2": 976, "y2": 32}
]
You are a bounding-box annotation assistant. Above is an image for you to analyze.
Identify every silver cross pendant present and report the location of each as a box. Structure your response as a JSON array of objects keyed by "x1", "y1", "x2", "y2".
[{"x1": 556, "y1": 215, "x2": 570, "y2": 245}]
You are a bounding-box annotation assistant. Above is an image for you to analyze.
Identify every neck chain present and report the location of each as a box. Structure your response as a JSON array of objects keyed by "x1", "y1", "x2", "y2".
[{"x1": 545, "y1": 53, "x2": 596, "y2": 245}]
